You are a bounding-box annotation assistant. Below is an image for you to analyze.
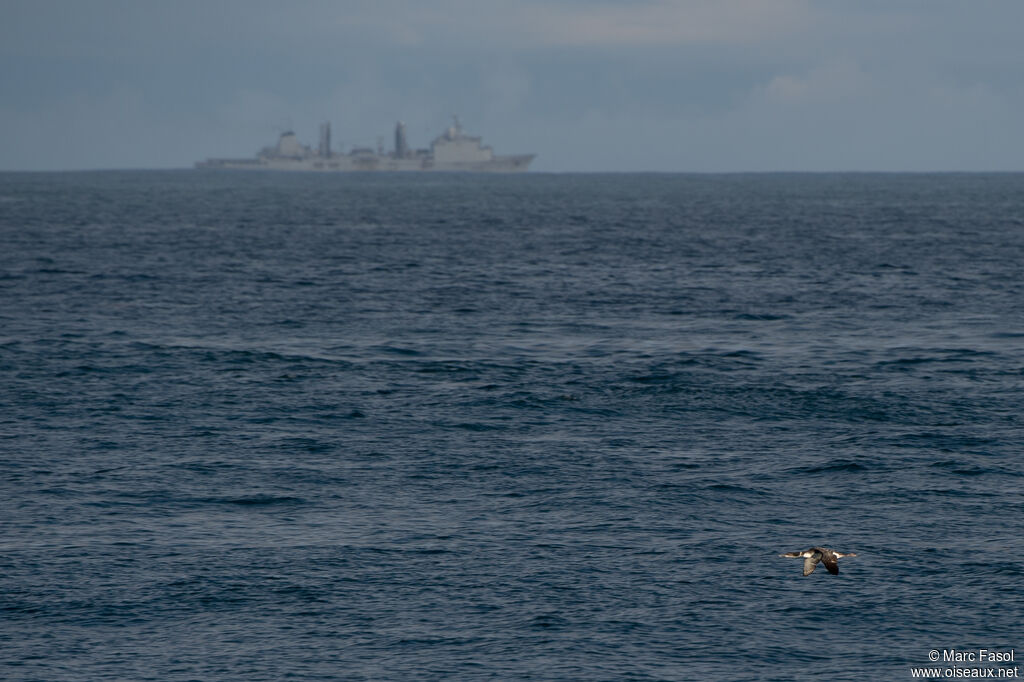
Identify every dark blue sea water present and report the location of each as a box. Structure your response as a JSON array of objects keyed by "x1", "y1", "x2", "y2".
[{"x1": 1, "y1": 171, "x2": 1022, "y2": 680}]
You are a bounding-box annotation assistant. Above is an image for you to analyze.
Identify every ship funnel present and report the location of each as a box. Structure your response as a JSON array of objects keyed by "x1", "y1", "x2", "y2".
[
  {"x1": 394, "y1": 121, "x2": 409, "y2": 159},
  {"x1": 318, "y1": 122, "x2": 332, "y2": 158}
]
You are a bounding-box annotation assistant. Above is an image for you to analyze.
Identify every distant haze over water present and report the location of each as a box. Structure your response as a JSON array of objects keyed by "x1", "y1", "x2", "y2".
[{"x1": 3, "y1": 3, "x2": 1024, "y2": 171}]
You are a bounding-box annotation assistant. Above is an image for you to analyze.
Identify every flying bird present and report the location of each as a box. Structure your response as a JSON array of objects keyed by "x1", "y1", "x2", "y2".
[{"x1": 780, "y1": 547, "x2": 857, "y2": 576}]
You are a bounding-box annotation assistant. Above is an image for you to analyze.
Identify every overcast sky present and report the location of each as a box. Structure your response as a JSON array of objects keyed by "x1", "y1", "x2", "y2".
[{"x1": 2, "y1": 0, "x2": 1023, "y2": 171}]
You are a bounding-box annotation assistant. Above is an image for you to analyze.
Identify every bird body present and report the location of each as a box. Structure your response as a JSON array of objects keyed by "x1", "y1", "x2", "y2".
[{"x1": 780, "y1": 547, "x2": 857, "y2": 575}]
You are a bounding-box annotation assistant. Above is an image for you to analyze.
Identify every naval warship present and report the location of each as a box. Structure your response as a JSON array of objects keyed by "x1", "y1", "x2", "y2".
[{"x1": 196, "y1": 117, "x2": 535, "y2": 172}]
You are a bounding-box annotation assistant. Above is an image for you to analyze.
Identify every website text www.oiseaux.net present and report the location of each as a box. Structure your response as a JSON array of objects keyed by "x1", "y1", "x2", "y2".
[{"x1": 911, "y1": 649, "x2": 1017, "y2": 679}]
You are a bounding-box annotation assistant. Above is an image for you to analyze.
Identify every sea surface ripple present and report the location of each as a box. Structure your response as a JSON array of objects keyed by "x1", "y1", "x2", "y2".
[{"x1": 1, "y1": 171, "x2": 1022, "y2": 680}]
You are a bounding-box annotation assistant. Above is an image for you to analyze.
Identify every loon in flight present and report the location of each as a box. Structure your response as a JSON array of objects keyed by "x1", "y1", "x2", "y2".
[{"x1": 780, "y1": 547, "x2": 857, "y2": 576}]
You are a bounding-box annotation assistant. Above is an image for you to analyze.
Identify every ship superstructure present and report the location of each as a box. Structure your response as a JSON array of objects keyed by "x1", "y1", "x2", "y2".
[{"x1": 196, "y1": 117, "x2": 534, "y2": 172}]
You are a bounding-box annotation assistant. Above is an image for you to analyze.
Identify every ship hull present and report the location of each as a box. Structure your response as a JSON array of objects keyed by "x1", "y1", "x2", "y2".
[{"x1": 196, "y1": 154, "x2": 535, "y2": 173}]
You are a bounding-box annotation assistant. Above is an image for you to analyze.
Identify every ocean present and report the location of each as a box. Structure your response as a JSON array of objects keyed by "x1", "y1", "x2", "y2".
[{"x1": 1, "y1": 171, "x2": 1022, "y2": 680}]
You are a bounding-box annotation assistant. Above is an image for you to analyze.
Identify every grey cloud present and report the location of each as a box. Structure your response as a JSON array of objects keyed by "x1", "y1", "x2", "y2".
[{"x1": 1, "y1": 0, "x2": 1022, "y2": 170}]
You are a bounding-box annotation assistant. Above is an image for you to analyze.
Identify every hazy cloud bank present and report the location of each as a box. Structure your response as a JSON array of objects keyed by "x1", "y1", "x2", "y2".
[{"x1": 1, "y1": 0, "x2": 1022, "y2": 170}]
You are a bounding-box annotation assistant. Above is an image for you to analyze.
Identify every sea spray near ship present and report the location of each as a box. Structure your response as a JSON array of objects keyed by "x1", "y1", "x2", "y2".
[{"x1": 197, "y1": 117, "x2": 535, "y2": 172}]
